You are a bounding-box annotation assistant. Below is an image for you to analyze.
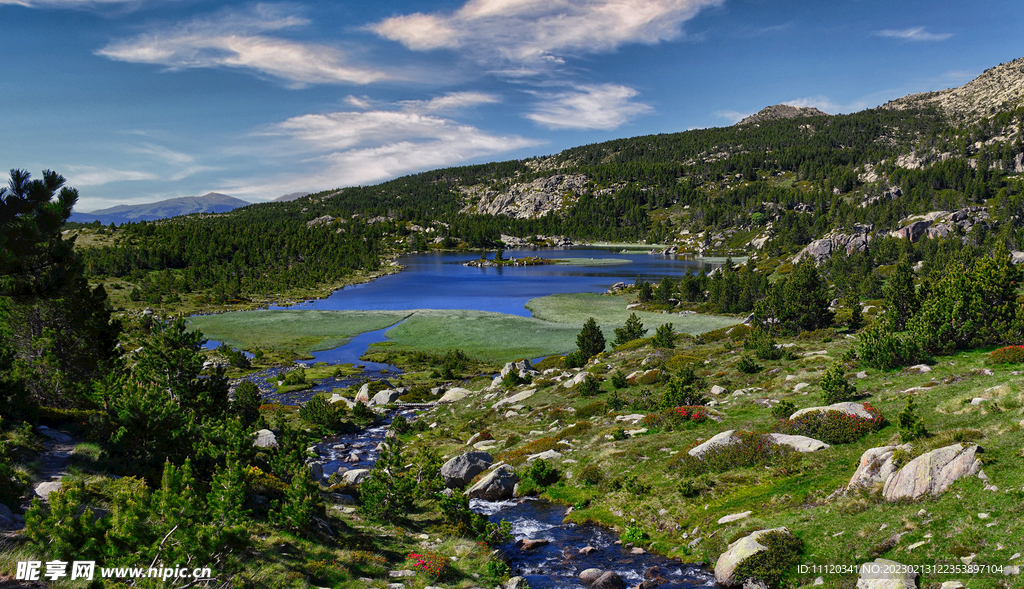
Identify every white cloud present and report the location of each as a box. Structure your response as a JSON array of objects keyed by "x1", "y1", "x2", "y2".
[
  {"x1": 714, "y1": 110, "x2": 752, "y2": 124},
  {"x1": 875, "y1": 27, "x2": 953, "y2": 42},
  {"x1": 98, "y1": 4, "x2": 387, "y2": 87},
  {"x1": 784, "y1": 95, "x2": 866, "y2": 114},
  {"x1": 0, "y1": 0, "x2": 137, "y2": 5},
  {"x1": 64, "y1": 165, "x2": 159, "y2": 187},
  {"x1": 398, "y1": 92, "x2": 500, "y2": 113},
  {"x1": 526, "y1": 84, "x2": 652, "y2": 130},
  {"x1": 224, "y1": 100, "x2": 542, "y2": 197},
  {"x1": 371, "y1": 0, "x2": 725, "y2": 66}
]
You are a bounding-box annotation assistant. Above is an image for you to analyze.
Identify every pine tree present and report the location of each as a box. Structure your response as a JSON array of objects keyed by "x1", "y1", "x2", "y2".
[
  {"x1": 576, "y1": 317, "x2": 606, "y2": 360},
  {"x1": 883, "y1": 255, "x2": 918, "y2": 330},
  {"x1": 613, "y1": 313, "x2": 647, "y2": 346},
  {"x1": 652, "y1": 323, "x2": 675, "y2": 348}
]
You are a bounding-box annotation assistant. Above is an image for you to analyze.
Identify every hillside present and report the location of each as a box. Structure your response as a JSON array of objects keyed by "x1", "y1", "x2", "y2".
[
  {"x1": 736, "y1": 104, "x2": 830, "y2": 126},
  {"x1": 70, "y1": 191, "x2": 250, "y2": 224},
  {"x1": 884, "y1": 56, "x2": 1024, "y2": 123}
]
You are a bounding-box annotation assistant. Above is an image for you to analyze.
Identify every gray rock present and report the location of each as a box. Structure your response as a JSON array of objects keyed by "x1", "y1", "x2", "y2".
[
  {"x1": 0, "y1": 503, "x2": 12, "y2": 521},
  {"x1": 710, "y1": 385, "x2": 728, "y2": 396},
  {"x1": 506, "y1": 577, "x2": 530, "y2": 589},
  {"x1": 308, "y1": 461, "x2": 324, "y2": 481},
  {"x1": 856, "y1": 558, "x2": 917, "y2": 588},
  {"x1": 688, "y1": 430, "x2": 739, "y2": 458},
  {"x1": 36, "y1": 426, "x2": 74, "y2": 443},
  {"x1": 371, "y1": 389, "x2": 402, "y2": 406},
  {"x1": 355, "y1": 383, "x2": 372, "y2": 404},
  {"x1": 883, "y1": 444, "x2": 983, "y2": 501},
  {"x1": 253, "y1": 429, "x2": 278, "y2": 448},
  {"x1": 438, "y1": 387, "x2": 472, "y2": 403},
  {"x1": 717, "y1": 511, "x2": 752, "y2": 525},
  {"x1": 906, "y1": 364, "x2": 932, "y2": 374},
  {"x1": 767, "y1": 433, "x2": 830, "y2": 453},
  {"x1": 441, "y1": 451, "x2": 493, "y2": 489},
  {"x1": 790, "y1": 402, "x2": 873, "y2": 420},
  {"x1": 342, "y1": 469, "x2": 370, "y2": 485},
  {"x1": 329, "y1": 493, "x2": 356, "y2": 505},
  {"x1": 580, "y1": 569, "x2": 604, "y2": 584},
  {"x1": 848, "y1": 445, "x2": 912, "y2": 490},
  {"x1": 893, "y1": 220, "x2": 932, "y2": 242},
  {"x1": 527, "y1": 449, "x2": 562, "y2": 462},
  {"x1": 715, "y1": 528, "x2": 794, "y2": 586},
  {"x1": 467, "y1": 464, "x2": 518, "y2": 500},
  {"x1": 592, "y1": 571, "x2": 626, "y2": 589},
  {"x1": 388, "y1": 570, "x2": 415, "y2": 578},
  {"x1": 34, "y1": 481, "x2": 63, "y2": 501},
  {"x1": 494, "y1": 389, "x2": 537, "y2": 409}
]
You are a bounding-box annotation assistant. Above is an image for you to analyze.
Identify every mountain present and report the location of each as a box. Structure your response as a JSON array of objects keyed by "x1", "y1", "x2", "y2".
[
  {"x1": 883, "y1": 56, "x2": 1024, "y2": 122},
  {"x1": 70, "y1": 192, "x2": 251, "y2": 225},
  {"x1": 736, "y1": 104, "x2": 830, "y2": 126},
  {"x1": 273, "y1": 191, "x2": 312, "y2": 202}
]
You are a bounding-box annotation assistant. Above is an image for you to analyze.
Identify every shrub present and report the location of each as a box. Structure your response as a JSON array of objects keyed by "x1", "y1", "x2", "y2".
[
  {"x1": 576, "y1": 317, "x2": 606, "y2": 361},
  {"x1": 487, "y1": 560, "x2": 511, "y2": 582},
  {"x1": 521, "y1": 459, "x2": 559, "y2": 488},
  {"x1": 576, "y1": 401, "x2": 608, "y2": 419},
  {"x1": 620, "y1": 519, "x2": 649, "y2": 543},
  {"x1": 671, "y1": 432, "x2": 789, "y2": 476},
  {"x1": 611, "y1": 427, "x2": 628, "y2": 441},
  {"x1": 358, "y1": 439, "x2": 416, "y2": 523},
  {"x1": 731, "y1": 530, "x2": 803, "y2": 588},
  {"x1": 557, "y1": 421, "x2": 592, "y2": 439},
  {"x1": 660, "y1": 366, "x2": 707, "y2": 408},
  {"x1": 641, "y1": 406, "x2": 707, "y2": 431},
  {"x1": 628, "y1": 369, "x2": 663, "y2": 386},
  {"x1": 575, "y1": 374, "x2": 601, "y2": 397},
  {"x1": 282, "y1": 368, "x2": 306, "y2": 386},
  {"x1": 896, "y1": 396, "x2": 928, "y2": 443},
  {"x1": 563, "y1": 350, "x2": 585, "y2": 369},
  {"x1": 676, "y1": 476, "x2": 714, "y2": 498},
  {"x1": 611, "y1": 370, "x2": 628, "y2": 389},
  {"x1": 407, "y1": 551, "x2": 451, "y2": 580},
  {"x1": 770, "y1": 400, "x2": 796, "y2": 420},
  {"x1": 614, "y1": 313, "x2": 648, "y2": 346},
  {"x1": 652, "y1": 323, "x2": 676, "y2": 348},
  {"x1": 737, "y1": 355, "x2": 761, "y2": 374},
  {"x1": 819, "y1": 363, "x2": 856, "y2": 404},
  {"x1": 744, "y1": 326, "x2": 783, "y2": 360},
  {"x1": 857, "y1": 318, "x2": 927, "y2": 370},
  {"x1": 774, "y1": 404, "x2": 885, "y2": 445},
  {"x1": 398, "y1": 385, "x2": 434, "y2": 403},
  {"x1": 233, "y1": 381, "x2": 262, "y2": 427},
  {"x1": 988, "y1": 345, "x2": 1024, "y2": 365},
  {"x1": 578, "y1": 464, "x2": 604, "y2": 486},
  {"x1": 299, "y1": 392, "x2": 346, "y2": 429}
]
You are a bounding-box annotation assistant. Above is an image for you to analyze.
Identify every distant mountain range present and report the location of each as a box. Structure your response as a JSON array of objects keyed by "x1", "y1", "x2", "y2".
[{"x1": 70, "y1": 192, "x2": 251, "y2": 225}]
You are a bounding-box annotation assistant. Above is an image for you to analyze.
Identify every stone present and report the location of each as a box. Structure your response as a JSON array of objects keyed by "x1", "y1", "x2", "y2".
[
  {"x1": 793, "y1": 383, "x2": 810, "y2": 392},
  {"x1": 940, "y1": 582, "x2": 964, "y2": 589},
  {"x1": 441, "y1": 451, "x2": 493, "y2": 489},
  {"x1": 371, "y1": 389, "x2": 402, "y2": 406},
  {"x1": 791, "y1": 402, "x2": 874, "y2": 420},
  {"x1": 579, "y1": 569, "x2": 604, "y2": 583},
  {"x1": 494, "y1": 389, "x2": 537, "y2": 409},
  {"x1": 767, "y1": 434, "x2": 830, "y2": 453},
  {"x1": 329, "y1": 393, "x2": 356, "y2": 408},
  {"x1": 848, "y1": 445, "x2": 912, "y2": 490},
  {"x1": 563, "y1": 372, "x2": 590, "y2": 389},
  {"x1": 882, "y1": 444, "x2": 983, "y2": 501},
  {"x1": 467, "y1": 465, "x2": 519, "y2": 500},
  {"x1": 592, "y1": 571, "x2": 626, "y2": 589},
  {"x1": 330, "y1": 493, "x2": 356, "y2": 505},
  {"x1": 253, "y1": 429, "x2": 278, "y2": 448},
  {"x1": 893, "y1": 220, "x2": 932, "y2": 242},
  {"x1": 341, "y1": 469, "x2": 370, "y2": 485},
  {"x1": 389, "y1": 570, "x2": 415, "y2": 578},
  {"x1": 856, "y1": 371, "x2": 868, "y2": 379},
  {"x1": 715, "y1": 527, "x2": 794, "y2": 586},
  {"x1": 856, "y1": 558, "x2": 917, "y2": 588},
  {"x1": 308, "y1": 461, "x2": 324, "y2": 481},
  {"x1": 438, "y1": 387, "x2": 472, "y2": 403},
  {"x1": 527, "y1": 449, "x2": 562, "y2": 462},
  {"x1": 34, "y1": 481, "x2": 63, "y2": 501},
  {"x1": 579, "y1": 546, "x2": 596, "y2": 555},
  {"x1": 506, "y1": 577, "x2": 529, "y2": 589},
  {"x1": 355, "y1": 383, "x2": 372, "y2": 404},
  {"x1": 717, "y1": 511, "x2": 752, "y2": 525},
  {"x1": 519, "y1": 538, "x2": 549, "y2": 550},
  {"x1": 688, "y1": 430, "x2": 740, "y2": 458},
  {"x1": 710, "y1": 385, "x2": 729, "y2": 396},
  {"x1": 35, "y1": 426, "x2": 73, "y2": 443},
  {"x1": 906, "y1": 364, "x2": 932, "y2": 374}
]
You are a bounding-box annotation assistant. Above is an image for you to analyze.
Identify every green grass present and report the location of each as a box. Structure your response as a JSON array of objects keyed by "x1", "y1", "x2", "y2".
[
  {"x1": 187, "y1": 310, "x2": 411, "y2": 354},
  {"x1": 526, "y1": 293, "x2": 738, "y2": 335},
  {"x1": 549, "y1": 258, "x2": 633, "y2": 266}
]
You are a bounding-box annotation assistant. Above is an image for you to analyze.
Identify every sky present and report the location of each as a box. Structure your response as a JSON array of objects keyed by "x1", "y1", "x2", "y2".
[{"x1": 2, "y1": 0, "x2": 1022, "y2": 212}]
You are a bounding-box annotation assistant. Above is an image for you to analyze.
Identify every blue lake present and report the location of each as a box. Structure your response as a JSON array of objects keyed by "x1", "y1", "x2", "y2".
[{"x1": 270, "y1": 246, "x2": 724, "y2": 317}]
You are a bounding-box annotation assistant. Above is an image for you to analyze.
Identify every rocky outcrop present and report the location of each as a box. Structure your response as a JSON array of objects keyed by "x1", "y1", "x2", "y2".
[
  {"x1": 856, "y1": 558, "x2": 918, "y2": 589},
  {"x1": 848, "y1": 444, "x2": 912, "y2": 490},
  {"x1": 461, "y1": 174, "x2": 588, "y2": 219},
  {"x1": 440, "y1": 451, "x2": 493, "y2": 489},
  {"x1": 891, "y1": 207, "x2": 991, "y2": 243},
  {"x1": 883, "y1": 56, "x2": 1024, "y2": 123},
  {"x1": 790, "y1": 402, "x2": 874, "y2": 420},
  {"x1": 737, "y1": 105, "x2": 830, "y2": 126},
  {"x1": 467, "y1": 464, "x2": 519, "y2": 500},
  {"x1": 371, "y1": 389, "x2": 402, "y2": 406},
  {"x1": 355, "y1": 383, "x2": 372, "y2": 405},
  {"x1": 715, "y1": 527, "x2": 796, "y2": 586},
  {"x1": 688, "y1": 430, "x2": 740, "y2": 458},
  {"x1": 794, "y1": 225, "x2": 872, "y2": 264},
  {"x1": 767, "y1": 434, "x2": 830, "y2": 453},
  {"x1": 494, "y1": 389, "x2": 537, "y2": 409},
  {"x1": 438, "y1": 387, "x2": 471, "y2": 403},
  {"x1": 342, "y1": 469, "x2": 370, "y2": 485},
  {"x1": 882, "y1": 444, "x2": 983, "y2": 501}
]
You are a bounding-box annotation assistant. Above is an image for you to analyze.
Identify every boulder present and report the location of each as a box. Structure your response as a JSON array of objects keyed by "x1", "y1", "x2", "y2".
[
  {"x1": 494, "y1": 389, "x2": 537, "y2": 409},
  {"x1": 790, "y1": 402, "x2": 873, "y2": 420},
  {"x1": 580, "y1": 569, "x2": 604, "y2": 584},
  {"x1": 592, "y1": 571, "x2": 626, "y2": 589},
  {"x1": 438, "y1": 387, "x2": 471, "y2": 403},
  {"x1": 688, "y1": 430, "x2": 740, "y2": 458},
  {"x1": 563, "y1": 372, "x2": 590, "y2": 389},
  {"x1": 715, "y1": 527, "x2": 794, "y2": 586},
  {"x1": 893, "y1": 220, "x2": 931, "y2": 242},
  {"x1": 36, "y1": 426, "x2": 74, "y2": 443},
  {"x1": 882, "y1": 444, "x2": 982, "y2": 501},
  {"x1": 506, "y1": 577, "x2": 530, "y2": 589},
  {"x1": 34, "y1": 481, "x2": 63, "y2": 501},
  {"x1": 355, "y1": 383, "x2": 372, "y2": 404},
  {"x1": 527, "y1": 449, "x2": 562, "y2": 462},
  {"x1": 718, "y1": 511, "x2": 752, "y2": 525},
  {"x1": 518, "y1": 538, "x2": 549, "y2": 550},
  {"x1": 371, "y1": 389, "x2": 402, "y2": 406},
  {"x1": 342, "y1": 469, "x2": 370, "y2": 485},
  {"x1": 856, "y1": 558, "x2": 917, "y2": 588},
  {"x1": 767, "y1": 434, "x2": 830, "y2": 453},
  {"x1": 467, "y1": 464, "x2": 519, "y2": 500},
  {"x1": 308, "y1": 461, "x2": 324, "y2": 481},
  {"x1": 848, "y1": 444, "x2": 912, "y2": 490},
  {"x1": 501, "y1": 359, "x2": 537, "y2": 380},
  {"x1": 710, "y1": 385, "x2": 729, "y2": 396},
  {"x1": 253, "y1": 429, "x2": 278, "y2": 448},
  {"x1": 329, "y1": 393, "x2": 356, "y2": 408},
  {"x1": 441, "y1": 451, "x2": 493, "y2": 489}
]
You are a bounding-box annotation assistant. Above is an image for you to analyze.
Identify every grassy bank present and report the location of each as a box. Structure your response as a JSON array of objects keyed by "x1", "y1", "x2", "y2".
[{"x1": 527, "y1": 293, "x2": 738, "y2": 335}]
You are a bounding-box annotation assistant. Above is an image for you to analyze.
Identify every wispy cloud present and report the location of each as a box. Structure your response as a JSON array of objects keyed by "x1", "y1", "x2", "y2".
[
  {"x1": 784, "y1": 95, "x2": 866, "y2": 114},
  {"x1": 224, "y1": 96, "x2": 542, "y2": 196},
  {"x1": 714, "y1": 109, "x2": 753, "y2": 124},
  {"x1": 64, "y1": 165, "x2": 159, "y2": 187},
  {"x1": 371, "y1": 0, "x2": 724, "y2": 67},
  {"x1": 875, "y1": 26, "x2": 953, "y2": 42},
  {"x1": 526, "y1": 84, "x2": 652, "y2": 130},
  {"x1": 98, "y1": 4, "x2": 387, "y2": 87},
  {"x1": 0, "y1": 0, "x2": 138, "y2": 6}
]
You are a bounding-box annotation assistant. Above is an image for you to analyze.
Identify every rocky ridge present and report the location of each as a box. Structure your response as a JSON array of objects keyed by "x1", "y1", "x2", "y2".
[
  {"x1": 460, "y1": 174, "x2": 588, "y2": 219},
  {"x1": 737, "y1": 104, "x2": 830, "y2": 126},
  {"x1": 883, "y1": 56, "x2": 1024, "y2": 123}
]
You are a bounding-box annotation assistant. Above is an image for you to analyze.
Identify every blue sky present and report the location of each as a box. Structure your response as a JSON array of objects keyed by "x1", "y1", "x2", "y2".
[{"x1": 2, "y1": 0, "x2": 1022, "y2": 211}]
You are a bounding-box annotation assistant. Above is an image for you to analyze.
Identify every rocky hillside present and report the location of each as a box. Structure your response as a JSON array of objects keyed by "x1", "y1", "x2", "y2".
[
  {"x1": 736, "y1": 104, "x2": 830, "y2": 126},
  {"x1": 459, "y1": 174, "x2": 589, "y2": 219},
  {"x1": 883, "y1": 56, "x2": 1024, "y2": 123}
]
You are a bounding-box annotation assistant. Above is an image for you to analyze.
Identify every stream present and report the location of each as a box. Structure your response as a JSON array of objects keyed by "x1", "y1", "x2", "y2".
[{"x1": 311, "y1": 411, "x2": 718, "y2": 589}]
